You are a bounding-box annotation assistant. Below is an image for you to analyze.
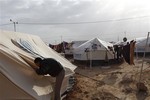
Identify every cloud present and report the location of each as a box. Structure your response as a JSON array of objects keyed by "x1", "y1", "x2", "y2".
[{"x1": 0, "y1": 0, "x2": 150, "y2": 43}]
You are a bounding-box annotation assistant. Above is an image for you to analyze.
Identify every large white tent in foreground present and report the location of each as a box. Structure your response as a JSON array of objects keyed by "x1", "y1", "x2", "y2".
[
  {"x1": 0, "y1": 30, "x2": 76, "y2": 100},
  {"x1": 73, "y1": 38, "x2": 114, "y2": 61}
]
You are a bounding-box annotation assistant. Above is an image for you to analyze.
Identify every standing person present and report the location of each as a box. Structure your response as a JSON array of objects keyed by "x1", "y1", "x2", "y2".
[
  {"x1": 33, "y1": 57, "x2": 65, "y2": 100},
  {"x1": 122, "y1": 42, "x2": 130, "y2": 64}
]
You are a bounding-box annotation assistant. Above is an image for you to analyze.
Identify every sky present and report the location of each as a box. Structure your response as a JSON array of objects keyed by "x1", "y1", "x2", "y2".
[{"x1": 0, "y1": 0, "x2": 150, "y2": 44}]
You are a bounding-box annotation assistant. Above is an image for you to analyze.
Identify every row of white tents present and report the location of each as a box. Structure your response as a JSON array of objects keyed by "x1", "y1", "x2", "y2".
[
  {"x1": 71, "y1": 37, "x2": 150, "y2": 61},
  {"x1": 1, "y1": 30, "x2": 149, "y2": 99}
]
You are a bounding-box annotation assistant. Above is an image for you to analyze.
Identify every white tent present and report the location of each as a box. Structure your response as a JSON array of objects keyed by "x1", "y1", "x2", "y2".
[
  {"x1": 135, "y1": 37, "x2": 150, "y2": 53},
  {"x1": 64, "y1": 40, "x2": 87, "y2": 55},
  {"x1": 72, "y1": 40, "x2": 87, "y2": 49},
  {"x1": 73, "y1": 38, "x2": 114, "y2": 61},
  {"x1": 0, "y1": 30, "x2": 77, "y2": 100}
]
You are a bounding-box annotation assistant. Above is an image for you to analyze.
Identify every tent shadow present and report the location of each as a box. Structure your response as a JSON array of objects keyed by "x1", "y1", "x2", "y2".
[{"x1": 136, "y1": 91, "x2": 148, "y2": 100}]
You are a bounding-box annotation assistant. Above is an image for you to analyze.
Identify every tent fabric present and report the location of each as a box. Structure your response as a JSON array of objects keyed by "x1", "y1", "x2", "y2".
[
  {"x1": 0, "y1": 73, "x2": 35, "y2": 100},
  {"x1": 72, "y1": 40, "x2": 87, "y2": 49},
  {"x1": 0, "y1": 30, "x2": 77, "y2": 100},
  {"x1": 64, "y1": 40, "x2": 87, "y2": 55},
  {"x1": 135, "y1": 37, "x2": 150, "y2": 52},
  {"x1": 73, "y1": 38, "x2": 114, "y2": 60}
]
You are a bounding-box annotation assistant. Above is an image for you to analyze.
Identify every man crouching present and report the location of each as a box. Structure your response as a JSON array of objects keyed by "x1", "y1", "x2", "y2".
[{"x1": 34, "y1": 57, "x2": 65, "y2": 100}]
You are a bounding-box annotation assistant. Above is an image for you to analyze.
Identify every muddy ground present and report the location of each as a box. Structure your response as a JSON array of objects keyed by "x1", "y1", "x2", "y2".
[{"x1": 65, "y1": 58, "x2": 150, "y2": 100}]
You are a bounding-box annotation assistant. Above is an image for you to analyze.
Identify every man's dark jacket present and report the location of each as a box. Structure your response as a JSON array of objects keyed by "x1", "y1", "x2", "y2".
[{"x1": 35, "y1": 58, "x2": 63, "y2": 77}]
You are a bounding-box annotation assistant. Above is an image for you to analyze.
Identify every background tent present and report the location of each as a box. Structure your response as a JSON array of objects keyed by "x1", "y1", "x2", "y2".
[
  {"x1": 73, "y1": 38, "x2": 114, "y2": 61},
  {"x1": 135, "y1": 37, "x2": 150, "y2": 53},
  {"x1": 72, "y1": 40, "x2": 87, "y2": 49},
  {"x1": 0, "y1": 30, "x2": 76, "y2": 100},
  {"x1": 64, "y1": 40, "x2": 87, "y2": 56}
]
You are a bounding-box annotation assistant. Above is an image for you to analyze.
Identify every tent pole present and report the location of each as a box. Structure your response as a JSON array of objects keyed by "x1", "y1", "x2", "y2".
[
  {"x1": 138, "y1": 32, "x2": 150, "y2": 84},
  {"x1": 90, "y1": 48, "x2": 92, "y2": 68},
  {"x1": 135, "y1": 38, "x2": 138, "y2": 59}
]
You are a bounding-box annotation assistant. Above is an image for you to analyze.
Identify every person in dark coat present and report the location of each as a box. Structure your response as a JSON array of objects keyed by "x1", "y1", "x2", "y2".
[
  {"x1": 33, "y1": 57, "x2": 65, "y2": 100},
  {"x1": 122, "y1": 42, "x2": 130, "y2": 64}
]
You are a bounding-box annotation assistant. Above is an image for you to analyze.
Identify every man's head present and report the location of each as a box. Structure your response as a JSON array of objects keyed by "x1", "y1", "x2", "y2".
[{"x1": 34, "y1": 57, "x2": 42, "y2": 66}]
